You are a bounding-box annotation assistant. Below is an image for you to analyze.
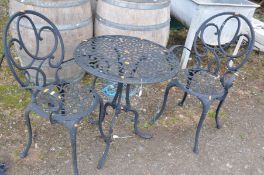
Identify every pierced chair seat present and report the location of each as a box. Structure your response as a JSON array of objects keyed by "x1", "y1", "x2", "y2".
[
  {"x1": 2, "y1": 10, "x2": 103, "y2": 175},
  {"x1": 150, "y1": 12, "x2": 255, "y2": 155},
  {"x1": 175, "y1": 69, "x2": 225, "y2": 97},
  {"x1": 34, "y1": 84, "x2": 99, "y2": 123}
]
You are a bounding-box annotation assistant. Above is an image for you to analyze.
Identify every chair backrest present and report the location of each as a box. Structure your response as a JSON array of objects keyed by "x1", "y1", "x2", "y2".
[
  {"x1": 192, "y1": 12, "x2": 255, "y2": 77},
  {"x1": 2, "y1": 10, "x2": 65, "y2": 89}
]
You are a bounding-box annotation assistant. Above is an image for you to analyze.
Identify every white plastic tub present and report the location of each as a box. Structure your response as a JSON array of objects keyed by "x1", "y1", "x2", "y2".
[{"x1": 171, "y1": 0, "x2": 259, "y2": 68}]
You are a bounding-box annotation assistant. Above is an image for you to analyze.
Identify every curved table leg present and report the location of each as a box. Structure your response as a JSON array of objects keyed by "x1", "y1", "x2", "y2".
[
  {"x1": 128, "y1": 107, "x2": 152, "y2": 139},
  {"x1": 98, "y1": 102, "x2": 116, "y2": 141},
  {"x1": 97, "y1": 111, "x2": 118, "y2": 169},
  {"x1": 98, "y1": 83, "x2": 152, "y2": 169},
  {"x1": 99, "y1": 83, "x2": 123, "y2": 140},
  {"x1": 125, "y1": 84, "x2": 152, "y2": 139},
  {"x1": 98, "y1": 83, "x2": 123, "y2": 169}
]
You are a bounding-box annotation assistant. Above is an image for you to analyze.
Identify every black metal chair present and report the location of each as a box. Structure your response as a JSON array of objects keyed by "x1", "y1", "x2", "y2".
[
  {"x1": 2, "y1": 10, "x2": 102, "y2": 175},
  {"x1": 149, "y1": 12, "x2": 255, "y2": 153}
]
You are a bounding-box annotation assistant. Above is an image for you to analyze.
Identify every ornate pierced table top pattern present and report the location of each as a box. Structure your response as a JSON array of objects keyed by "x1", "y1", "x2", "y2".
[{"x1": 74, "y1": 35, "x2": 179, "y2": 84}]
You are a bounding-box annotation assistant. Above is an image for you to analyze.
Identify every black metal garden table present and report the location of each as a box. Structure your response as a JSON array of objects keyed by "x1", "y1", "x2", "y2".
[{"x1": 73, "y1": 35, "x2": 179, "y2": 169}]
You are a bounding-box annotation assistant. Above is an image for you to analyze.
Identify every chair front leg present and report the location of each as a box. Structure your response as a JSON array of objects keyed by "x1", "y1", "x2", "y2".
[
  {"x1": 69, "y1": 127, "x2": 78, "y2": 175},
  {"x1": 149, "y1": 81, "x2": 177, "y2": 125},
  {"x1": 215, "y1": 92, "x2": 228, "y2": 129},
  {"x1": 193, "y1": 99, "x2": 210, "y2": 154},
  {"x1": 20, "y1": 108, "x2": 32, "y2": 158}
]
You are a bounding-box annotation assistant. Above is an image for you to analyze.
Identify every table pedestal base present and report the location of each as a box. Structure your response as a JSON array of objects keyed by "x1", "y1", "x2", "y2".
[{"x1": 97, "y1": 83, "x2": 152, "y2": 169}]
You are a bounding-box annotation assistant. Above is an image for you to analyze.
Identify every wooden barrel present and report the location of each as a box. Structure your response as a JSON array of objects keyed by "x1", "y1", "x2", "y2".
[
  {"x1": 9, "y1": 0, "x2": 93, "y2": 82},
  {"x1": 95, "y1": 0, "x2": 170, "y2": 46}
]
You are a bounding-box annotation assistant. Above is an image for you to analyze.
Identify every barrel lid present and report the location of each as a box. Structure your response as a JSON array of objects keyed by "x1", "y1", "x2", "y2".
[
  {"x1": 102, "y1": 0, "x2": 170, "y2": 9},
  {"x1": 15, "y1": 0, "x2": 90, "y2": 8}
]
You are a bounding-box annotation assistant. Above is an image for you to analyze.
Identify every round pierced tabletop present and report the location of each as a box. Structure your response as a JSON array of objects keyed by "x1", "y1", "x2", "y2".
[{"x1": 74, "y1": 35, "x2": 179, "y2": 84}]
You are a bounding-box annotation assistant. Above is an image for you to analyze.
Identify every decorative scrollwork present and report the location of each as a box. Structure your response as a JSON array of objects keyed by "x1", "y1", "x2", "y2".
[
  {"x1": 3, "y1": 10, "x2": 65, "y2": 89},
  {"x1": 173, "y1": 12, "x2": 255, "y2": 97},
  {"x1": 74, "y1": 35, "x2": 179, "y2": 84},
  {"x1": 192, "y1": 12, "x2": 255, "y2": 75}
]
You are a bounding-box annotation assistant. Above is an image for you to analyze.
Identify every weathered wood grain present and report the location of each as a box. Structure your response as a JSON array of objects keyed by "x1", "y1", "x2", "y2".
[
  {"x1": 95, "y1": 0, "x2": 170, "y2": 46},
  {"x1": 9, "y1": 0, "x2": 94, "y2": 81}
]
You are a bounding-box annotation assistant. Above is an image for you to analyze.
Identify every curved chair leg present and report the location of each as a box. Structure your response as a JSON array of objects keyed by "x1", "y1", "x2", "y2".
[
  {"x1": 69, "y1": 127, "x2": 78, "y2": 175},
  {"x1": 20, "y1": 109, "x2": 32, "y2": 158},
  {"x1": 215, "y1": 92, "x2": 228, "y2": 129},
  {"x1": 149, "y1": 82, "x2": 176, "y2": 125},
  {"x1": 193, "y1": 100, "x2": 210, "y2": 154},
  {"x1": 178, "y1": 92, "x2": 188, "y2": 106}
]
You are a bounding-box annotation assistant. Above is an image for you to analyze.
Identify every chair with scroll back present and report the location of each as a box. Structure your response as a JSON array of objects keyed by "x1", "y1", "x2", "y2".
[
  {"x1": 149, "y1": 12, "x2": 255, "y2": 153},
  {"x1": 2, "y1": 10, "x2": 102, "y2": 175}
]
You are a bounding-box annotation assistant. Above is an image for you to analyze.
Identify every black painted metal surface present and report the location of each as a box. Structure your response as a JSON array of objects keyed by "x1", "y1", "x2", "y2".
[
  {"x1": 2, "y1": 10, "x2": 101, "y2": 175},
  {"x1": 74, "y1": 35, "x2": 180, "y2": 169},
  {"x1": 74, "y1": 35, "x2": 179, "y2": 84},
  {"x1": 150, "y1": 12, "x2": 255, "y2": 154}
]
